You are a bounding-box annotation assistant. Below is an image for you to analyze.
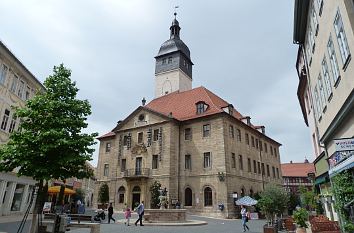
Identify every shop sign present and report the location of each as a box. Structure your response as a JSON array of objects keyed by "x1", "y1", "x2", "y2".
[
  {"x1": 334, "y1": 138, "x2": 354, "y2": 152},
  {"x1": 328, "y1": 150, "x2": 354, "y2": 169}
]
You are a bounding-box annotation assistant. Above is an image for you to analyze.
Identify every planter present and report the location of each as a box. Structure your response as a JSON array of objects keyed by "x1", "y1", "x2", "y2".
[
  {"x1": 263, "y1": 224, "x2": 277, "y2": 233},
  {"x1": 296, "y1": 227, "x2": 306, "y2": 233}
]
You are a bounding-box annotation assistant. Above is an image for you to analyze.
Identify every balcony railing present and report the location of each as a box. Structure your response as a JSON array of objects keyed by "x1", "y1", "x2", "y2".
[{"x1": 123, "y1": 168, "x2": 151, "y2": 178}]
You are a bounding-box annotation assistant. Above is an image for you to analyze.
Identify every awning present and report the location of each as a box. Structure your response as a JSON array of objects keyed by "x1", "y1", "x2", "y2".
[
  {"x1": 314, "y1": 175, "x2": 328, "y2": 185},
  {"x1": 47, "y1": 186, "x2": 76, "y2": 195},
  {"x1": 329, "y1": 154, "x2": 354, "y2": 177}
]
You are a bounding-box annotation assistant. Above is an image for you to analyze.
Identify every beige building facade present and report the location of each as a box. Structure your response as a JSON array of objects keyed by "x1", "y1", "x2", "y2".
[
  {"x1": 0, "y1": 40, "x2": 44, "y2": 216},
  {"x1": 294, "y1": 0, "x2": 354, "y2": 221},
  {"x1": 94, "y1": 15, "x2": 282, "y2": 218}
]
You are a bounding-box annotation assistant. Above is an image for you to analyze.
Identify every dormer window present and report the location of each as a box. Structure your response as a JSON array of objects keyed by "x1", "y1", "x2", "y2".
[{"x1": 196, "y1": 102, "x2": 208, "y2": 114}]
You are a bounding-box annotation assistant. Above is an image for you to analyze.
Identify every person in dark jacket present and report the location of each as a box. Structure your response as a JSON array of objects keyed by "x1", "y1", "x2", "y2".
[{"x1": 108, "y1": 203, "x2": 115, "y2": 223}]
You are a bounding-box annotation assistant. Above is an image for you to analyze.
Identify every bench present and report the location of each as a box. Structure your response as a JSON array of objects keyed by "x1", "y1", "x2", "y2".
[
  {"x1": 311, "y1": 221, "x2": 340, "y2": 233},
  {"x1": 44, "y1": 213, "x2": 93, "y2": 223}
]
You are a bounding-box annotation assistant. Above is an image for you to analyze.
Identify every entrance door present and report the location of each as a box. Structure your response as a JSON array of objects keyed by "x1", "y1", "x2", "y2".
[
  {"x1": 132, "y1": 193, "x2": 140, "y2": 209},
  {"x1": 135, "y1": 157, "x2": 142, "y2": 175}
]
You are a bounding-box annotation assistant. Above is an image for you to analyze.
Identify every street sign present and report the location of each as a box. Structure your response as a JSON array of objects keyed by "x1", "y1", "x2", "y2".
[{"x1": 334, "y1": 138, "x2": 354, "y2": 152}]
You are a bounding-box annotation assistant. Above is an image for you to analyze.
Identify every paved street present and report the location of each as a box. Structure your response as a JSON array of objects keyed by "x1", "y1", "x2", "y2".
[{"x1": 0, "y1": 213, "x2": 266, "y2": 233}]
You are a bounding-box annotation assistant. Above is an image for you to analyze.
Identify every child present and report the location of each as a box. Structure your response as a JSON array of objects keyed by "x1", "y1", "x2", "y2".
[{"x1": 124, "y1": 207, "x2": 132, "y2": 226}]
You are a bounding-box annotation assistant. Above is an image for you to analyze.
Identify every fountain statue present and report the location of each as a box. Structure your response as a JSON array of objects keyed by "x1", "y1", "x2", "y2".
[{"x1": 158, "y1": 187, "x2": 168, "y2": 209}]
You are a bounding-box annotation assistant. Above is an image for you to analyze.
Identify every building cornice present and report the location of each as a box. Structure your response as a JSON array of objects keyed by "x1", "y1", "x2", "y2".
[{"x1": 293, "y1": 0, "x2": 310, "y2": 44}]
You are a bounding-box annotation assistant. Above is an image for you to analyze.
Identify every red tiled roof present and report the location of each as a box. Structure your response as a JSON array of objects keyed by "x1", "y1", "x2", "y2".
[
  {"x1": 281, "y1": 163, "x2": 315, "y2": 177},
  {"x1": 145, "y1": 86, "x2": 243, "y2": 121},
  {"x1": 96, "y1": 131, "x2": 115, "y2": 140}
]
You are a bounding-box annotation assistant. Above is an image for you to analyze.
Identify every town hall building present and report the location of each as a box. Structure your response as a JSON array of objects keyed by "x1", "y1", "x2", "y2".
[{"x1": 94, "y1": 14, "x2": 282, "y2": 218}]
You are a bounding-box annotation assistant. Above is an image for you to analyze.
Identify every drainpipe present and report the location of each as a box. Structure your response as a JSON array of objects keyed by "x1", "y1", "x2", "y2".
[{"x1": 177, "y1": 123, "x2": 181, "y2": 202}]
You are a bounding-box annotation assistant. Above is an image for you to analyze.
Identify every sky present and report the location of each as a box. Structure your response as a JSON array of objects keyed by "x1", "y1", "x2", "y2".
[{"x1": 0, "y1": 0, "x2": 313, "y2": 166}]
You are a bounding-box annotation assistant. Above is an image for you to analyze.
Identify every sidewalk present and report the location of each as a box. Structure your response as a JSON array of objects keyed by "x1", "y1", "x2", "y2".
[{"x1": 0, "y1": 214, "x2": 32, "y2": 224}]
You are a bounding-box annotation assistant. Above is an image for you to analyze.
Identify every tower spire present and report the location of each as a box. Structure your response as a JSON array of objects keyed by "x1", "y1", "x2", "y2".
[{"x1": 170, "y1": 7, "x2": 180, "y2": 39}]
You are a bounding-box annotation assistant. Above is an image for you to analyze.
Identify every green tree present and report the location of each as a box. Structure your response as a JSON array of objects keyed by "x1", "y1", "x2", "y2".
[
  {"x1": 299, "y1": 186, "x2": 316, "y2": 211},
  {"x1": 149, "y1": 180, "x2": 161, "y2": 209},
  {"x1": 288, "y1": 192, "x2": 300, "y2": 215},
  {"x1": 73, "y1": 188, "x2": 86, "y2": 202},
  {"x1": 0, "y1": 64, "x2": 97, "y2": 233},
  {"x1": 98, "y1": 183, "x2": 109, "y2": 204},
  {"x1": 257, "y1": 184, "x2": 289, "y2": 225},
  {"x1": 332, "y1": 170, "x2": 354, "y2": 232}
]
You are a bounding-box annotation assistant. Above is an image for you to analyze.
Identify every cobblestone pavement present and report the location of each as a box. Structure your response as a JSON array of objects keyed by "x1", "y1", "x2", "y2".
[{"x1": 0, "y1": 212, "x2": 267, "y2": 233}]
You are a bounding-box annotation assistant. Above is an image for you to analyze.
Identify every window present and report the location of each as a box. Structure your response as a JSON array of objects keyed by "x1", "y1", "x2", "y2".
[
  {"x1": 105, "y1": 142, "x2": 111, "y2": 152},
  {"x1": 334, "y1": 10, "x2": 351, "y2": 64},
  {"x1": 202, "y1": 124, "x2": 210, "y2": 137},
  {"x1": 8, "y1": 116, "x2": 17, "y2": 133},
  {"x1": 185, "y1": 128, "x2": 192, "y2": 140},
  {"x1": 238, "y1": 154, "x2": 243, "y2": 170},
  {"x1": 314, "y1": 85, "x2": 322, "y2": 119},
  {"x1": 245, "y1": 133, "x2": 249, "y2": 145},
  {"x1": 231, "y1": 153, "x2": 236, "y2": 168},
  {"x1": 203, "y1": 152, "x2": 211, "y2": 168},
  {"x1": 204, "y1": 187, "x2": 212, "y2": 206},
  {"x1": 259, "y1": 140, "x2": 263, "y2": 151},
  {"x1": 317, "y1": 0, "x2": 323, "y2": 15},
  {"x1": 17, "y1": 80, "x2": 24, "y2": 99},
  {"x1": 321, "y1": 57, "x2": 333, "y2": 99},
  {"x1": 251, "y1": 136, "x2": 255, "y2": 147},
  {"x1": 138, "y1": 132, "x2": 143, "y2": 144},
  {"x1": 327, "y1": 36, "x2": 340, "y2": 84},
  {"x1": 253, "y1": 160, "x2": 257, "y2": 173},
  {"x1": 311, "y1": 3, "x2": 319, "y2": 35},
  {"x1": 266, "y1": 164, "x2": 270, "y2": 177},
  {"x1": 118, "y1": 186, "x2": 125, "y2": 203},
  {"x1": 25, "y1": 86, "x2": 31, "y2": 100},
  {"x1": 318, "y1": 74, "x2": 327, "y2": 110},
  {"x1": 185, "y1": 154, "x2": 191, "y2": 170},
  {"x1": 123, "y1": 135, "x2": 129, "y2": 146},
  {"x1": 152, "y1": 155, "x2": 158, "y2": 169},
  {"x1": 247, "y1": 158, "x2": 251, "y2": 172},
  {"x1": 121, "y1": 159, "x2": 126, "y2": 172},
  {"x1": 272, "y1": 166, "x2": 276, "y2": 178},
  {"x1": 236, "y1": 129, "x2": 241, "y2": 141},
  {"x1": 185, "y1": 188, "x2": 192, "y2": 206},
  {"x1": 261, "y1": 163, "x2": 265, "y2": 176},
  {"x1": 103, "y1": 164, "x2": 109, "y2": 176},
  {"x1": 270, "y1": 146, "x2": 273, "y2": 155},
  {"x1": 309, "y1": 24, "x2": 315, "y2": 52},
  {"x1": 168, "y1": 57, "x2": 172, "y2": 64},
  {"x1": 276, "y1": 168, "x2": 280, "y2": 178},
  {"x1": 264, "y1": 143, "x2": 268, "y2": 153},
  {"x1": 255, "y1": 139, "x2": 259, "y2": 149},
  {"x1": 153, "y1": 129, "x2": 159, "y2": 141},
  {"x1": 196, "y1": 102, "x2": 208, "y2": 114},
  {"x1": 0, "y1": 64, "x2": 8, "y2": 85},
  {"x1": 1, "y1": 109, "x2": 10, "y2": 130},
  {"x1": 274, "y1": 148, "x2": 277, "y2": 157},
  {"x1": 10, "y1": 75, "x2": 18, "y2": 93},
  {"x1": 162, "y1": 58, "x2": 166, "y2": 64},
  {"x1": 229, "y1": 125, "x2": 234, "y2": 138}
]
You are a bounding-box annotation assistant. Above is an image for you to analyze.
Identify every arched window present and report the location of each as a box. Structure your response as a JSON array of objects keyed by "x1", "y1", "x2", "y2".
[
  {"x1": 204, "y1": 187, "x2": 213, "y2": 206},
  {"x1": 185, "y1": 188, "x2": 192, "y2": 206},
  {"x1": 241, "y1": 188, "x2": 245, "y2": 197},
  {"x1": 132, "y1": 186, "x2": 141, "y2": 193},
  {"x1": 118, "y1": 186, "x2": 125, "y2": 203},
  {"x1": 249, "y1": 189, "x2": 254, "y2": 197}
]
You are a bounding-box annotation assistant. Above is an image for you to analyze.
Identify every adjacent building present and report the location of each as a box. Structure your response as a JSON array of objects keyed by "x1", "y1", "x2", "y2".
[
  {"x1": 293, "y1": 0, "x2": 354, "y2": 221},
  {"x1": 0, "y1": 40, "x2": 44, "y2": 216},
  {"x1": 94, "y1": 15, "x2": 283, "y2": 218},
  {"x1": 281, "y1": 159, "x2": 315, "y2": 193}
]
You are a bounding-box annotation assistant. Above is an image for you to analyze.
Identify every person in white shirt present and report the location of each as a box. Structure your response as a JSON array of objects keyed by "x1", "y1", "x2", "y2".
[{"x1": 240, "y1": 205, "x2": 250, "y2": 232}]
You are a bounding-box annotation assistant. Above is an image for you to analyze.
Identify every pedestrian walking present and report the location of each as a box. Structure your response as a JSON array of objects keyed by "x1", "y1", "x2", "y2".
[
  {"x1": 124, "y1": 207, "x2": 132, "y2": 226},
  {"x1": 240, "y1": 205, "x2": 250, "y2": 232},
  {"x1": 134, "y1": 201, "x2": 145, "y2": 226},
  {"x1": 108, "y1": 203, "x2": 116, "y2": 223}
]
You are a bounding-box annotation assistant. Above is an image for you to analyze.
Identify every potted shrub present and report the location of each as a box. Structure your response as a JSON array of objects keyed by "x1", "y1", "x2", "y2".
[{"x1": 293, "y1": 207, "x2": 308, "y2": 233}]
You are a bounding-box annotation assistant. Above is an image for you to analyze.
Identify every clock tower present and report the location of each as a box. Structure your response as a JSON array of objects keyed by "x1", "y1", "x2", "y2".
[{"x1": 154, "y1": 13, "x2": 193, "y2": 98}]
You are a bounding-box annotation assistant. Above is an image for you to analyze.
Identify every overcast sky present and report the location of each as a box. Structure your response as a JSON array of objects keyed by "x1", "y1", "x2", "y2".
[{"x1": 0, "y1": 0, "x2": 313, "y2": 166}]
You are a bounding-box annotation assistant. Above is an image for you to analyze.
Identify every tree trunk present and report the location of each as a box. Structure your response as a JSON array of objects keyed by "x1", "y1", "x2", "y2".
[{"x1": 29, "y1": 180, "x2": 48, "y2": 233}]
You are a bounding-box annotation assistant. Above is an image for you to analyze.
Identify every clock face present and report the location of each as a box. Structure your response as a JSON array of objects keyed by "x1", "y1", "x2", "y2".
[{"x1": 138, "y1": 114, "x2": 145, "y2": 121}]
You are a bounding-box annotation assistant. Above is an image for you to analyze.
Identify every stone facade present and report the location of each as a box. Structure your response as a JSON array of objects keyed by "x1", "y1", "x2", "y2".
[
  {"x1": 94, "y1": 108, "x2": 282, "y2": 218},
  {"x1": 0, "y1": 40, "x2": 44, "y2": 216}
]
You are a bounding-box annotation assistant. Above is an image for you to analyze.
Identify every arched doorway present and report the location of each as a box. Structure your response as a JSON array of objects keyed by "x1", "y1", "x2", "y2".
[
  {"x1": 132, "y1": 186, "x2": 141, "y2": 209},
  {"x1": 118, "y1": 186, "x2": 125, "y2": 204},
  {"x1": 185, "y1": 188, "x2": 192, "y2": 206}
]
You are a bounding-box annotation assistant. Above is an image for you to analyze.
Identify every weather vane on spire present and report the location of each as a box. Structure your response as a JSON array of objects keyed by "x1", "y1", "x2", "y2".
[{"x1": 174, "y1": 6, "x2": 179, "y2": 18}]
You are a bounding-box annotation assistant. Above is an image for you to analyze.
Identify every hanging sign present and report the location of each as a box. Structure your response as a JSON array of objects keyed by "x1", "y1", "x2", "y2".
[{"x1": 334, "y1": 138, "x2": 354, "y2": 152}]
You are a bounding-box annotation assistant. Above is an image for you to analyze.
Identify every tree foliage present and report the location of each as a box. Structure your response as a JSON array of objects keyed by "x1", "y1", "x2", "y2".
[
  {"x1": 299, "y1": 186, "x2": 316, "y2": 211},
  {"x1": 257, "y1": 184, "x2": 289, "y2": 224},
  {"x1": 331, "y1": 170, "x2": 354, "y2": 232},
  {"x1": 149, "y1": 180, "x2": 161, "y2": 209},
  {"x1": 73, "y1": 188, "x2": 86, "y2": 202},
  {"x1": 0, "y1": 64, "x2": 97, "y2": 181},
  {"x1": 98, "y1": 183, "x2": 109, "y2": 204}
]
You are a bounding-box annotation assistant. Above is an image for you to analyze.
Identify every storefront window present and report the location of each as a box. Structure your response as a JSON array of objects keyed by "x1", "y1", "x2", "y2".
[{"x1": 11, "y1": 184, "x2": 25, "y2": 211}]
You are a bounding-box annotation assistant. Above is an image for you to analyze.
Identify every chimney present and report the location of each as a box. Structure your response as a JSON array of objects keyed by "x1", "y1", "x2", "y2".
[
  {"x1": 241, "y1": 116, "x2": 251, "y2": 126},
  {"x1": 168, "y1": 112, "x2": 173, "y2": 118},
  {"x1": 142, "y1": 97, "x2": 146, "y2": 106},
  {"x1": 117, "y1": 120, "x2": 122, "y2": 125},
  {"x1": 290, "y1": 160, "x2": 293, "y2": 164}
]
